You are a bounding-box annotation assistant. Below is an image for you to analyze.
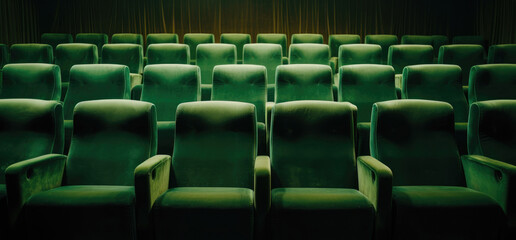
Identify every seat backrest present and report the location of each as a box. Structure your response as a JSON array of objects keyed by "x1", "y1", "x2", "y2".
[
  {"x1": 275, "y1": 64, "x2": 333, "y2": 103},
  {"x1": 371, "y1": 99, "x2": 464, "y2": 186},
  {"x1": 402, "y1": 64, "x2": 468, "y2": 122},
  {"x1": 468, "y1": 100, "x2": 516, "y2": 165},
  {"x1": 256, "y1": 33, "x2": 288, "y2": 57},
  {"x1": 146, "y1": 33, "x2": 179, "y2": 49},
  {"x1": 0, "y1": 99, "x2": 63, "y2": 183},
  {"x1": 183, "y1": 33, "x2": 215, "y2": 61},
  {"x1": 271, "y1": 100, "x2": 357, "y2": 188},
  {"x1": 101, "y1": 43, "x2": 143, "y2": 74},
  {"x1": 338, "y1": 44, "x2": 382, "y2": 67},
  {"x1": 75, "y1": 33, "x2": 108, "y2": 58},
  {"x1": 63, "y1": 64, "x2": 130, "y2": 120},
  {"x1": 196, "y1": 43, "x2": 236, "y2": 84},
  {"x1": 487, "y1": 44, "x2": 516, "y2": 64},
  {"x1": 339, "y1": 64, "x2": 396, "y2": 122},
  {"x1": 212, "y1": 64, "x2": 267, "y2": 123},
  {"x1": 291, "y1": 33, "x2": 324, "y2": 44},
  {"x1": 220, "y1": 33, "x2": 251, "y2": 62},
  {"x1": 55, "y1": 43, "x2": 98, "y2": 83},
  {"x1": 401, "y1": 35, "x2": 449, "y2": 58},
  {"x1": 0, "y1": 63, "x2": 61, "y2": 101},
  {"x1": 10, "y1": 44, "x2": 53, "y2": 64},
  {"x1": 0, "y1": 44, "x2": 9, "y2": 68},
  {"x1": 243, "y1": 43, "x2": 282, "y2": 85},
  {"x1": 328, "y1": 34, "x2": 361, "y2": 58},
  {"x1": 289, "y1": 43, "x2": 330, "y2": 65},
  {"x1": 172, "y1": 101, "x2": 256, "y2": 189},
  {"x1": 388, "y1": 44, "x2": 434, "y2": 74},
  {"x1": 146, "y1": 44, "x2": 190, "y2": 65},
  {"x1": 111, "y1": 33, "x2": 144, "y2": 45},
  {"x1": 141, "y1": 64, "x2": 200, "y2": 121},
  {"x1": 66, "y1": 99, "x2": 156, "y2": 186},
  {"x1": 364, "y1": 34, "x2": 399, "y2": 64},
  {"x1": 438, "y1": 44, "x2": 485, "y2": 86},
  {"x1": 452, "y1": 35, "x2": 487, "y2": 49},
  {"x1": 468, "y1": 64, "x2": 516, "y2": 104},
  {"x1": 41, "y1": 33, "x2": 73, "y2": 54}
]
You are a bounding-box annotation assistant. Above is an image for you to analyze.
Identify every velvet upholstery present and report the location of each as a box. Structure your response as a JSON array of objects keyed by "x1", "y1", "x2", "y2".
[
  {"x1": 111, "y1": 33, "x2": 144, "y2": 45},
  {"x1": 243, "y1": 43, "x2": 283, "y2": 101},
  {"x1": 370, "y1": 99, "x2": 506, "y2": 239},
  {"x1": 220, "y1": 33, "x2": 251, "y2": 63},
  {"x1": 146, "y1": 44, "x2": 189, "y2": 65},
  {"x1": 55, "y1": 43, "x2": 98, "y2": 94},
  {"x1": 146, "y1": 33, "x2": 179, "y2": 49},
  {"x1": 102, "y1": 43, "x2": 144, "y2": 89},
  {"x1": 275, "y1": 64, "x2": 333, "y2": 103},
  {"x1": 288, "y1": 43, "x2": 330, "y2": 65},
  {"x1": 141, "y1": 64, "x2": 200, "y2": 155},
  {"x1": 10, "y1": 44, "x2": 53, "y2": 64},
  {"x1": 468, "y1": 64, "x2": 516, "y2": 104},
  {"x1": 269, "y1": 100, "x2": 375, "y2": 240},
  {"x1": 183, "y1": 33, "x2": 215, "y2": 64},
  {"x1": 401, "y1": 35, "x2": 449, "y2": 59},
  {"x1": 196, "y1": 43, "x2": 236, "y2": 100},
  {"x1": 41, "y1": 33, "x2": 73, "y2": 57},
  {"x1": 0, "y1": 63, "x2": 61, "y2": 101},
  {"x1": 452, "y1": 35, "x2": 488, "y2": 49},
  {"x1": 328, "y1": 34, "x2": 361, "y2": 72},
  {"x1": 488, "y1": 44, "x2": 516, "y2": 64},
  {"x1": 291, "y1": 33, "x2": 324, "y2": 44},
  {"x1": 256, "y1": 33, "x2": 288, "y2": 63},
  {"x1": 438, "y1": 44, "x2": 485, "y2": 87},
  {"x1": 0, "y1": 44, "x2": 8, "y2": 68},
  {"x1": 75, "y1": 33, "x2": 108, "y2": 58},
  {"x1": 364, "y1": 34, "x2": 399, "y2": 64},
  {"x1": 152, "y1": 101, "x2": 256, "y2": 240},
  {"x1": 388, "y1": 44, "x2": 433, "y2": 90},
  {"x1": 338, "y1": 44, "x2": 382, "y2": 67}
]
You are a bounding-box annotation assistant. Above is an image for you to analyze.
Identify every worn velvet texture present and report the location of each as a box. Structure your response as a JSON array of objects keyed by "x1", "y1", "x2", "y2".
[
  {"x1": 488, "y1": 44, "x2": 516, "y2": 64},
  {"x1": 55, "y1": 43, "x2": 99, "y2": 85},
  {"x1": 275, "y1": 64, "x2": 333, "y2": 103},
  {"x1": 41, "y1": 33, "x2": 73, "y2": 57},
  {"x1": 364, "y1": 35, "x2": 398, "y2": 64},
  {"x1": 146, "y1": 44, "x2": 189, "y2": 65},
  {"x1": 146, "y1": 33, "x2": 179, "y2": 48},
  {"x1": 196, "y1": 43, "x2": 236, "y2": 100},
  {"x1": 288, "y1": 43, "x2": 329, "y2": 65},
  {"x1": 0, "y1": 63, "x2": 61, "y2": 101},
  {"x1": 338, "y1": 44, "x2": 382, "y2": 67},
  {"x1": 468, "y1": 64, "x2": 516, "y2": 104},
  {"x1": 328, "y1": 34, "x2": 361, "y2": 72},
  {"x1": 291, "y1": 33, "x2": 324, "y2": 44},
  {"x1": 10, "y1": 44, "x2": 53, "y2": 64},
  {"x1": 438, "y1": 44, "x2": 485, "y2": 87},
  {"x1": 102, "y1": 44, "x2": 144, "y2": 74},
  {"x1": 111, "y1": 33, "x2": 144, "y2": 45},
  {"x1": 220, "y1": 33, "x2": 251, "y2": 63},
  {"x1": 75, "y1": 33, "x2": 108, "y2": 58},
  {"x1": 388, "y1": 45, "x2": 434, "y2": 75},
  {"x1": 256, "y1": 34, "x2": 288, "y2": 64},
  {"x1": 400, "y1": 35, "x2": 449, "y2": 59},
  {"x1": 183, "y1": 33, "x2": 215, "y2": 63},
  {"x1": 242, "y1": 43, "x2": 283, "y2": 102}
]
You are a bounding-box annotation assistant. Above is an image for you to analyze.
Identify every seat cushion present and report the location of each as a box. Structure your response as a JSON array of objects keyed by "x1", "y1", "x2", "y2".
[
  {"x1": 152, "y1": 187, "x2": 254, "y2": 240},
  {"x1": 392, "y1": 186, "x2": 506, "y2": 239},
  {"x1": 270, "y1": 188, "x2": 374, "y2": 240},
  {"x1": 24, "y1": 185, "x2": 136, "y2": 240}
]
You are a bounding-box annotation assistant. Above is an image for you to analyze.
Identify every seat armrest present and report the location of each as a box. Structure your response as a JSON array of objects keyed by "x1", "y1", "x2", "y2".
[
  {"x1": 254, "y1": 155, "x2": 271, "y2": 213},
  {"x1": 5, "y1": 154, "x2": 67, "y2": 226},
  {"x1": 329, "y1": 57, "x2": 338, "y2": 74},
  {"x1": 357, "y1": 155, "x2": 393, "y2": 240}
]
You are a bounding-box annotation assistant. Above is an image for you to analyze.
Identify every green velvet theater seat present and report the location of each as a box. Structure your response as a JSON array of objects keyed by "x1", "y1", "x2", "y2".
[
  {"x1": 365, "y1": 34, "x2": 399, "y2": 64},
  {"x1": 150, "y1": 101, "x2": 261, "y2": 240},
  {"x1": 212, "y1": 64, "x2": 267, "y2": 155},
  {"x1": 140, "y1": 64, "x2": 200, "y2": 156},
  {"x1": 6, "y1": 99, "x2": 167, "y2": 240},
  {"x1": 196, "y1": 43, "x2": 236, "y2": 100},
  {"x1": 338, "y1": 44, "x2": 382, "y2": 67},
  {"x1": 75, "y1": 33, "x2": 108, "y2": 59},
  {"x1": 328, "y1": 34, "x2": 361, "y2": 73},
  {"x1": 101, "y1": 43, "x2": 144, "y2": 89},
  {"x1": 111, "y1": 33, "x2": 144, "y2": 45},
  {"x1": 41, "y1": 33, "x2": 73, "y2": 59},
  {"x1": 0, "y1": 99, "x2": 63, "y2": 239},
  {"x1": 220, "y1": 33, "x2": 251, "y2": 64},
  {"x1": 369, "y1": 99, "x2": 506, "y2": 240},
  {"x1": 0, "y1": 44, "x2": 9, "y2": 68},
  {"x1": 462, "y1": 100, "x2": 516, "y2": 236},
  {"x1": 183, "y1": 33, "x2": 215, "y2": 65},
  {"x1": 10, "y1": 44, "x2": 53, "y2": 64},
  {"x1": 438, "y1": 44, "x2": 485, "y2": 93},
  {"x1": 0, "y1": 63, "x2": 61, "y2": 101},
  {"x1": 243, "y1": 43, "x2": 283, "y2": 102},
  {"x1": 269, "y1": 100, "x2": 382, "y2": 240},
  {"x1": 452, "y1": 35, "x2": 487, "y2": 49},
  {"x1": 288, "y1": 43, "x2": 330, "y2": 65},
  {"x1": 291, "y1": 33, "x2": 324, "y2": 44},
  {"x1": 338, "y1": 64, "x2": 396, "y2": 156},
  {"x1": 146, "y1": 43, "x2": 190, "y2": 65},
  {"x1": 468, "y1": 64, "x2": 516, "y2": 105},
  {"x1": 401, "y1": 35, "x2": 449, "y2": 62},
  {"x1": 388, "y1": 44, "x2": 433, "y2": 91},
  {"x1": 146, "y1": 33, "x2": 179, "y2": 48},
  {"x1": 275, "y1": 64, "x2": 333, "y2": 103},
  {"x1": 488, "y1": 44, "x2": 516, "y2": 64},
  {"x1": 256, "y1": 33, "x2": 288, "y2": 64}
]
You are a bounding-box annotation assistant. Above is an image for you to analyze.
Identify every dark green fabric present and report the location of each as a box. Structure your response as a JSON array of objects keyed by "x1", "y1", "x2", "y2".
[
  {"x1": 196, "y1": 43, "x2": 236, "y2": 85},
  {"x1": 55, "y1": 43, "x2": 98, "y2": 83},
  {"x1": 41, "y1": 33, "x2": 73, "y2": 57},
  {"x1": 289, "y1": 43, "x2": 329, "y2": 65},
  {"x1": 371, "y1": 99, "x2": 464, "y2": 186},
  {"x1": 388, "y1": 45, "x2": 434, "y2": 74},
  {"x1": 24, "y1": 185, "x2": 137, "y2": 240},
  {"x1": 63, "y1": 64, "x2": 130, "y2": 120},
  {"x1": 172, "y1": 101, "x2": 256, "y2": 188},
  {"x1": 468, "y1": 64, "x2": 516, "y2": 104},
  {"x1": 271, "y1": 101, "x2": 357, "y2": 188},
  {"x1": 0, "y1": 63, "x2": 61, "y2": 100},
  {"x1": 256, "y1": 34, "x2": 288, "y2": 58},
  {"x1": 243, "y1": 43, "x2": 283, "y2": 102},
  {"x1": 329, "y1": 34, "x2": 361, "y2": 58},
  {"x1": 488, "y1": 44, "x2": 516, "y2": 64},
  {"x1": 156, "y1": 121, "x2": 175, "y2": 156},
  {"x1": 102, "y1": 43, "x2": 144, "y2": 74},
  {"x1": 146, "y1": 43, "x2": 189, "y2": 65},
  {"x1": 10, "y1": 44, "x2": 53, "y2": 64},
  {"x1": 220, "y1": 33, "x2": 251, "y2": 63},
  {"x1": 357, "y1": 122, "x2": 371, "y2": 156},
  {"x1": 0, "y1": 99, "x2": 63, "y2": 184},
  {"x1": 111, "y1": 33, "x2": 143, "y2": 45},
  {"x1": 183, "y1": 33, "x2": 215, "y2": 62},
  {"x1": 438, "y1": 44, "x2": 485, "y2": 86},
  {"x1": 270, "y1": 188, "x2": 374, "y2": 240},
  {"x1": 275, "y1": 64, "x2": 333, "y2": 103},
  {"x1": 365, "y1": 35, "x2": 398, "y2": 64},
  {"x1": 391, "y1": 186, "x2": 506, "y2": 240},
  {"x1": 401, "y1": 35, "x2": 449, "y2": 59},
  {"x1": 452, "y1": 35, "x2": 487, "y2": 49},
  {"x1": 66, "y1": 100, "x2": 157, "y2": 186},
  {"x1": 152, "y1": 187, "x2": 254, "y2": 240},
  {"x1": 291, "y1": 33, "x2": 324, "y2": 44},
  {"x1": 75, "y1": 33, "x2": 108, "y2": 58},
  {"x1": 338, "y1": 44, "x2": 382, "y2": 67},
  {"x1": 0, "y1": 44, "x2": 8, "y2": 68},
  {"x1": 146, "y1": 33, "x2": 179, "y2": 49}
]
